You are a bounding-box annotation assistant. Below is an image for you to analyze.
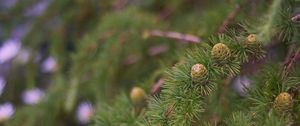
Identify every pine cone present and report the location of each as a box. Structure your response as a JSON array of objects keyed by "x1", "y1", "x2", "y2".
[
  {"x1": 191, "y1": 64, "x2": 209, "y2": 84},
  {"x1": 273, "y1": 92, "x2": 293, "y2": 112},
  {"x1": 211, "y1": 43, "x2": 231, "y2": 62},
  {"x1": 130, "y1": 87, "x2": 147, "y2": 105}
]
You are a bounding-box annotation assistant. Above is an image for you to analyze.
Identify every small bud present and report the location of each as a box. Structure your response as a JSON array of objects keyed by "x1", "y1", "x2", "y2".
[
  {"x1": 130, "y1": 87, "x2": 147, "y2": 105},
  {"x1": 191, "y1": 64, "x2": 208, "y2": 84},
  {"x1": 273, "y1": 92, "x2": 293, "y2": 112},
  {"x1": 247, "y1": 34, "x2": 257, "y2": 42},
  {"x1": 211, "y1": 43, "x2": 231, "y2": 62}
]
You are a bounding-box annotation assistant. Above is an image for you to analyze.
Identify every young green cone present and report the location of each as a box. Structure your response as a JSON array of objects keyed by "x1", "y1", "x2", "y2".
[
  {"x1": 211, "y1": 43, "x2": 231, "y2": 63},
  {"x1": 191, "y1": 64, "x2": 209, "y2": 85},
  {"x1": 273, "y1": 92, "x2": 293, "y2": 112},
  {"x1": 243, "y1": 34, "x2": 265, "y2": 61}
]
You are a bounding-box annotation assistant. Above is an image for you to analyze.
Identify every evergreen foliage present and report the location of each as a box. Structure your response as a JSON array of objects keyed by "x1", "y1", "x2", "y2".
[{"x1": 1, "y1": 0, "x2": 300, "y2": 126}]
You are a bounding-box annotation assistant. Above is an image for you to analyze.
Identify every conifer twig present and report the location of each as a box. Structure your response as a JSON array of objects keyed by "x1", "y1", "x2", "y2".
[
  {"x1": 216, "y1": 0, "x2": 251, "y2": 34},
  {"x1": 143, "y1": 30, "x2": 201, "y2": 43}
]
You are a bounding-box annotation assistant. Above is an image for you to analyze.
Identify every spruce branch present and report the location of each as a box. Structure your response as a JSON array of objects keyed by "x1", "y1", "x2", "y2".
[
  {"x1": 143, "y1": 30, "x2": 202, "y2": 43},
  {"x1": 146, "y1": 33, "x2": 265, "y2": 125},
  {"x1": 246, "y1": 63, "x2": 300, "y2": 125},
  {"x1": 9, "y1": 1, "x2": 300, "y2": 126}
]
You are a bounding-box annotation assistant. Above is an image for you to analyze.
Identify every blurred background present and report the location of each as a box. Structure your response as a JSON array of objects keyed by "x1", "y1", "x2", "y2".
[{"x1": 0, "y1": 0, "x2": 270, "y2": 125}]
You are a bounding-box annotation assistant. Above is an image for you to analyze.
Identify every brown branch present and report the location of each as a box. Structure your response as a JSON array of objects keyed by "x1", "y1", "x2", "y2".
[
  {"x1": 284, "y1": 43, "x2": 296, "y2": 64},
  {"x1": 216, "y1": 0, "x2": 251, "y2": 34},
  {"x1": 122, "y1": 45, "x2": 170, "y2": 65},
  {"x1": 148, "y1": 45, "x2": 169, "y2": 56},
  {"x1": 283, "y1": 48, "x2": 300, "y2": 78},
  {"x1": 122, "y1": 55, "x2": 141, "y2": 65},
  {"x1": 150, "y1": 78, "x2": 164, "y2": 95},
  {"x1": 250, "y1": 0, "x2": 257, "y2": 16},
  {"x1": 113, "y1": 0, "x2": 128, "y2": 11},
  {"x1": 143, "y1": 30, "x2": 201, "y2": 43},
  {"x1": 282, "y1": 30, "x2": 300, "y2": 78},
  {"x1": 159, "y1": 7, "x2": 173, "y2": 20},
  {"x1": 291, "y1": 13, "x2": 300, "y2": 23}
]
